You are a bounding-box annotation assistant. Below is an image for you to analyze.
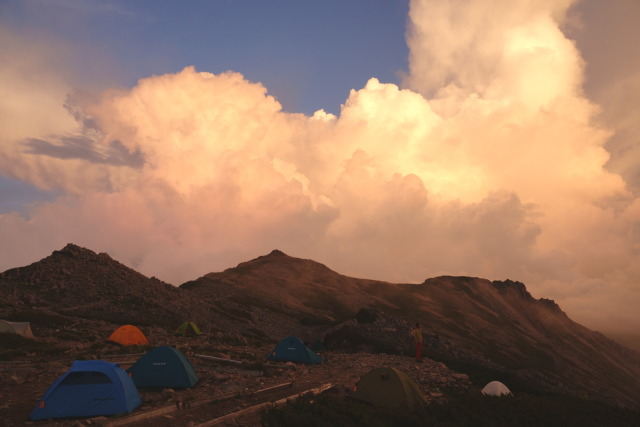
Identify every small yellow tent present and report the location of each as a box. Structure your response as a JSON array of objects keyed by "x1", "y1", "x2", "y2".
[
  {"x1": 108, "y1": 325, "x2": 148, "y2": 346},
  {"x1": 175, "y1": 321, "x2": 203, "y2": 336}
]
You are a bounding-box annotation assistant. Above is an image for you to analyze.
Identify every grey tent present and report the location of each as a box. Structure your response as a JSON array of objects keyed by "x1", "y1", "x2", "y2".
[
  {"x1": 481, "y1": 381, "x2": 512, "y2": 396},
  {"x1": 0, "y1": 320, "x2": 34, "y2": 338}
]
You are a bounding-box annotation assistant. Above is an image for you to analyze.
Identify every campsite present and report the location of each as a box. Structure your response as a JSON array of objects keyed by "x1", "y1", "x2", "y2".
[
  {"x1": 2, "y1": 244, "x2": 640, "y2": 425},
  {"x1": 0, "y1": 323, "x2": 472, "y2": 426},
  {"x1": 2, "y1": 319, "x2": 640, "y2": 426}
]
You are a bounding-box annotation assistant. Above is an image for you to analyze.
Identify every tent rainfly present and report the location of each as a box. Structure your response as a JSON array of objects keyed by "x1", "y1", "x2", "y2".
[
  {"x1": 30, "y1": 360, "x2": 141, "y2": 420},
  {"x1": 128, "y1": 346, "x2": 199, "y2": 388},
  {"x1": 481, "y1": 381, "x2": 512, "y2": 396},
  {"x1": 267, "y1": 336, "x2": 323, "y2": 364},
  {"x1": 0, "y1": 320, "x2": 34, "y2": 338},
  {"x1": 349, "y1": 367, "x2": 428, "y2": 409},
  {"x1": 175, "y1": 321, "x2": 203, "y2": 336},
  {"x1": 108, "y1": 325, "x2": 148, "y2": 346}
]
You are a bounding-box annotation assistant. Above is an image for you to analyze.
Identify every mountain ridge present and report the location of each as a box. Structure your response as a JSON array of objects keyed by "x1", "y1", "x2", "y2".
[{"x1": 1, "y1": 243, "x2": 640, "y2": 409}]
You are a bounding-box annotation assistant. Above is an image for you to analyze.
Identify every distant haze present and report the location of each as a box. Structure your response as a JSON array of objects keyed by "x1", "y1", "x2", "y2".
[{"x1": 1, "y1": 0, "x2": 639, "y2": 343}]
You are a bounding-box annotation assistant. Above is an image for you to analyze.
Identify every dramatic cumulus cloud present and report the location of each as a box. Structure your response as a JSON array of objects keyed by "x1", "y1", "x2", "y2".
[
  {"x1": 569, "y1": 0, "x2": 640, "y2": 194},
  {"x1": 1, "y1": 0, "x2": 640, "y2": 339}
]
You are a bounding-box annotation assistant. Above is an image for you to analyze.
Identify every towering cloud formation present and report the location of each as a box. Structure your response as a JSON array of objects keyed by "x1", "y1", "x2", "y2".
[{"x1": 1, "y1": 0, "x2": 638, "y2": 339}]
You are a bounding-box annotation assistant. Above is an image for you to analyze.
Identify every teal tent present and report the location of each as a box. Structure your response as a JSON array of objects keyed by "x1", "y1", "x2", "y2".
[
  {"x1": 267, "y1": 336, "x2": 323, "y2": 364},
  {"x1": 30, "y1": 360, "x2": 141, "y2": 421},
  {"x1": 127, "y1": 346, "x2": 198, "y2": 388}
]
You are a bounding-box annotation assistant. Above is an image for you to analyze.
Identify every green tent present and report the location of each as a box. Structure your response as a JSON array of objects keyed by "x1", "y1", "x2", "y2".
[
  {"x1": 127, "y1": 346, "x2": 198, "y2": 388},
  {"x1": 175, "y1": 321, "x2": 203, "y2": 336},
  {"x1": 349, "y1": 367, "x2": 427, "y2": 409}
]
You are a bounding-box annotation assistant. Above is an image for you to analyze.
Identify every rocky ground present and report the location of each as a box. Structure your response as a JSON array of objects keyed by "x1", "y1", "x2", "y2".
[{"x1": 0, "y1": 334, "x2": 473, "y2": 427}]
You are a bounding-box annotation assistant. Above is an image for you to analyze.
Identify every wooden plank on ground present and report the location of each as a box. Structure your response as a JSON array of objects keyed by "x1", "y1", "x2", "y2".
[
  {"x1": 104, "y1": 382, "x2": 294, "y2": 426},
  {"x1": 193, "y1": 353, "x2": 243, "y2": 365},
  {"x1": 194, "y1": 383, "x2": 334, "y2": 427},
  {"x1": 104, "y1": 403, "x2": 179, "y2": 426},
  {"x1": 250, "y1": 382, "x2": 293, "y2": 395}
]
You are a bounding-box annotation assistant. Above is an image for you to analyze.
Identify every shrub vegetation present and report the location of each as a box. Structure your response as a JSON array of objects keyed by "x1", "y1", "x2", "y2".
[{"x1": 262, "y1": 391, "x2": 640, "y2": 426}]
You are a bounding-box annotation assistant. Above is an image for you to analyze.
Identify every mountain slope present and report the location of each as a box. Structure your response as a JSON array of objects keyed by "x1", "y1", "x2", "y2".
[
  {"x1": 182, "y1": 250, "x2": 640, "y2": 408},
  {"x1": 408, "y1": 277, "x2": 640, "y2": 407},
  {"x1": 182, "y1": 249, "x2": 387, "y2": 316},
  {"x1": 0, "y1": 243, "x2": 210, "y2": 328}
]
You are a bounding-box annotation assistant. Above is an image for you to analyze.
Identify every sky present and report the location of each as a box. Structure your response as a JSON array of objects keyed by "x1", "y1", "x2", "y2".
[{"x1": 1, "y1": 0, "x2": 640, "y2": 344}]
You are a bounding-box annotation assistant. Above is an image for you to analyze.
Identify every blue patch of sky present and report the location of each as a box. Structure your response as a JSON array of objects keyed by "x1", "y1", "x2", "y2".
[
  {"x1": 0, "y1": 0, "x2": 410, "y2": 213},
  {"x1": 0, "y1": 175, "x2": 60, "y2": 215},
  {"x1": 4, "y1": 0, "x2": 410, "y2": 115}
]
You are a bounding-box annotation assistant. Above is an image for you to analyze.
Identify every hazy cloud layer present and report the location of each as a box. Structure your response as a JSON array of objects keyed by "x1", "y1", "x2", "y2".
[{"x1": 1, "y1": 0, "x2": 640, "y2": 338}]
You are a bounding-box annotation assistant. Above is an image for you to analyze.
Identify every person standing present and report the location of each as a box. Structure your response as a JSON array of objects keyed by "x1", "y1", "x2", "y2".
[{"x1": 411, "y1": 322, "x2": 423, "y2": 362}]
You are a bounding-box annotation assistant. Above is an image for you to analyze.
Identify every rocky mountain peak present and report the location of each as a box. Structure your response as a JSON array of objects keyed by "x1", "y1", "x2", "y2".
[
  {"x1": 55, "y1": 243, "x2": 99, "y2": 257},
  {"x1": 38, "y1": 243, "x2": 121, "y2": 273},
  {"x1": 267, "y1": 249, "x2": 287, "y2": 257},
  {"x1": 538, "y1": 297, "x2": 565, "y2": 314},
  {"x1": 491, "y1": 279, "x2": 533, "y2": 299}
]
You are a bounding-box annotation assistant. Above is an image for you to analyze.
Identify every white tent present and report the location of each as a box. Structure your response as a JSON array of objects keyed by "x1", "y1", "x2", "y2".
[
  {"x1": 0, "y1": 320, "x2": 34, "y2": 338},
  {"x1": 481, "y1": 381, "x2": 512, "y2": 396}
]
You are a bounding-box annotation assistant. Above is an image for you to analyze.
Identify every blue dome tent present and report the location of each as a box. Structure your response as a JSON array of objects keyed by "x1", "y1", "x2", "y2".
[{"x1": 30, "y1": 360, "x2": 141, "y2": 421}]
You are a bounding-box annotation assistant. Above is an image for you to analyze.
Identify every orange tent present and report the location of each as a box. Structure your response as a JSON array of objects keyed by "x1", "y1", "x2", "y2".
[{"x1": 108, "y1": 325, "x2": 149, "y2": 346}]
